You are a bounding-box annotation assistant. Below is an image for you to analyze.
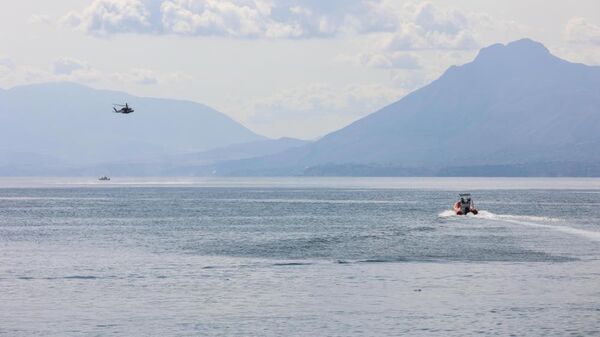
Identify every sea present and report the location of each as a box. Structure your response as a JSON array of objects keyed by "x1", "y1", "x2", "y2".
[{"x1": 1, "y1": 177, "x2": 599, "y2": 336}]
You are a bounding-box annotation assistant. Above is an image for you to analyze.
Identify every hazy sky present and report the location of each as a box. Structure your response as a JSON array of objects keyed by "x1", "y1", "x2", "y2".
[{"x1": 2, "y1": 0, "x2": 600, "y2": 139}]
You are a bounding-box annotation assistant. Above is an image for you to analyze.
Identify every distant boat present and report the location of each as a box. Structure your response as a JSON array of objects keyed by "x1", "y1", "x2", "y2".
[
  {"x1": 453, "y1": 193, "x2": 478, "y2": 215},
  {"x1": 98, "y1": 176, "x2": 110, "y2": 181}
]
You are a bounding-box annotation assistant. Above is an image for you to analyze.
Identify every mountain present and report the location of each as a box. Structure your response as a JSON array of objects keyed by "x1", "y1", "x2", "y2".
[
  {"x1": 70, "y1": 137, "x2": 310, "y2": 176},
  {"x1": 215, "y1": 39, "x2": 600, "y2": 176},
  {"x1": 169, "y1": 137, "x2": 309, "y2": 168},
  {"x1": 0, "y1": 82, "x2": 264, "y2": 170}
]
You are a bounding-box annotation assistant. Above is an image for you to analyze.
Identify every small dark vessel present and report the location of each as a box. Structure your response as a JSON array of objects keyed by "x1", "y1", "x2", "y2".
[
  {"x1": 98, "y1": 176, "x2": 110, "y2": 181},
  {"x1": 453, "y1": 193, "x2": 478, "y2": 215}
]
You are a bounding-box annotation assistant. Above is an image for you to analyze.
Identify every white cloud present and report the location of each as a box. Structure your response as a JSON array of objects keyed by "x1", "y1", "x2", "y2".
[
  {"x1": 379, "y1": 2, "x2": 478, "y2": 51},
  {"x1": 235, "y1": 82, "x2": 405, "y2": 138},
  {"x1": 157, "y1": 0, "x2": 403, "y2": 38},
  {"x1": 550, "y1": 45, "x2": 600, "y2": 66},
  {"x1": 49, "y1": 57, "x2": 105, "y2": 83},
  {"x1": 160, "y1": 0, "x2": 268, "y2": 38},
  {"x1": 61, "y1": 0, "x2": 152, "y2": 36},
  {"x1": 21, "y1": 66, "x2": 54, "y2": 83},
  {"x1": 53, "y1": 57, "x2": 90, "y2": 75},
  {"x1": 381, "y1": 26, "x2": 478, "y2": 51},
  {"x1": 62, "y1": 0, "x2": 368, "y2": 38},
  {"x1": 339, "y1": 52, "x2": 420, "y2": 69},
  {"x1": 0, "y1": 55, "x2": 15, "y2": 69},
  {"x1": 160, "y1": 0, "x2": 392, "y2": 38},
  {"x1": 565, "y1": 17, "x2": 600, "y2": 46},
  {"x1": 0, "y1": 55, "x2": 15, "y2": 80},
  {"x1": 334, "y1": 1, "x2": 523, "y2": 99},
  {"x1": 6, "y1": 64, "x2": 100, "y2": 86},
  {"x1": 413, "y1": 2, "x2": 466, "y2": 35},
  {"x1": 390, "y1": 68, "x2": 434, "y2": 90},
  {"x1": 60, "y1": 0, "x2": 475, "y2": 41},
  {"x1": 110, "y1": 68, "x2": 159, "y2": 85},
  {"x1": 253, "y1": 83, "x2": 402, "y2": 117},
  {"x1": 334, "y1": 0, "x2": 484, "y2": 98},
  {"x1": 28, "y1": 14, "x2": 52, "y2": 25},
  {"x1": 0, "y1": 56, "x2": 188, "y2": 88}
]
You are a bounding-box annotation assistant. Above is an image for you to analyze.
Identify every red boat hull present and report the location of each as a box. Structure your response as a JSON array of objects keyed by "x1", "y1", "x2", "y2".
[{"x1": 454, "y1": 202, "x2": 478, "y2": 215}]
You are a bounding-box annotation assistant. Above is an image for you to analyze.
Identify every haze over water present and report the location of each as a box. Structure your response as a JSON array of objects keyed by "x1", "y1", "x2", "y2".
[{"x1": 1, "y1": 177, "x2": 599, "y2": 336}]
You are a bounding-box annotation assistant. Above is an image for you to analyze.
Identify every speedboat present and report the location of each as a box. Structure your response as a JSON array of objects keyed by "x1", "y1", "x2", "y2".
[
  {"x1": 98, "y1": 176, "x2": 110, "y2": 181},
  {"x1": 453, "y1": 193, "x2": 478, "y2": 215}
]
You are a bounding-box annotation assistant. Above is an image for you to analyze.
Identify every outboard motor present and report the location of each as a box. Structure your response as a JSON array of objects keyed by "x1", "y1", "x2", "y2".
[{"x1": 461, "y1": 198, "x2": 471, "y2": 214}]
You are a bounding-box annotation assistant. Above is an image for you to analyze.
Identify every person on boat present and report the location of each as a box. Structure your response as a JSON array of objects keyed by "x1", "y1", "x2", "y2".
[{"x1": 454, "y1": 194, "x2": 478, "y2": 215}]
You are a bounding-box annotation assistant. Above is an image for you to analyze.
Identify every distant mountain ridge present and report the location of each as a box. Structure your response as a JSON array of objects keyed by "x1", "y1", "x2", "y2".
[
  {"x1": 214, "y1": 39, "x2": 600, "y2": 176},
  {"x1": 2, "y1": 39, "x2": 600, "y2": 177},
  {"x1": 0, "y1": 82, "x2": 265, "y2": 171},
  {"x1": 70, "y1": 137, "x2": 310, "y2": 176}
]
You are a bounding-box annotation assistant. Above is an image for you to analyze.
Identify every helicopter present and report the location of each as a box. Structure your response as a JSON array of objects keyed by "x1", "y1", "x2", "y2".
[{"x1": 113, "y1": 103, "x2": 134, "y2": 114}]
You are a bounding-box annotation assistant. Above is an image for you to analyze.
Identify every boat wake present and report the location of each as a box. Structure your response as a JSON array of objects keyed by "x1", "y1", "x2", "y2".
[
  {"x1": 438, "y1": 210, "x2": 458, "y2": 218},
  {"x1": 475, "y1": 210, "x2": 559, "y2": 223},
  {"x1": 439, "y1": 210, "x2": 600, "y2": 242}
]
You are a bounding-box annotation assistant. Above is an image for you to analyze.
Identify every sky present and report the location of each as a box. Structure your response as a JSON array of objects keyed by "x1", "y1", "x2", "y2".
[{"x1": 1, "y1": 0, "x2": 600, "y2": 139}]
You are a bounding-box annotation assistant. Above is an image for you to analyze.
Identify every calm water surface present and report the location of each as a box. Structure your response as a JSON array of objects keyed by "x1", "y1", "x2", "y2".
[{"x1": 1, "y1": 178, "x2": 599, "y2": 336}]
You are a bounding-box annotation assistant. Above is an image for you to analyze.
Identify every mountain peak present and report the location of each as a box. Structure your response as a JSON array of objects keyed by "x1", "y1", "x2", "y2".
[
  {"x1": 222, "y1": 38, "x2": 600, "y2": 176},
  {"x1": 474, "y1": 38, "x2": 551, "y2": 65},
  {"x1": 506, "y1": 38, "x2": 549, "y2": 51}
]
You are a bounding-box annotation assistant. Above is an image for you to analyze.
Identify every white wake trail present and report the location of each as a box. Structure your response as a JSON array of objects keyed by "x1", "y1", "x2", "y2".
[
  {"x1": 499, "y1": 219, "x2": 600, "y2": 242},
  {"x1": 439, "y1": 210, "x2": 600, "y2": 242},
  {"x1": 438, "y1": 210, "x2": 456, "y2": 218},
  {"x1": 475, "y1": 210, "x2": 559, "y2": 223}
]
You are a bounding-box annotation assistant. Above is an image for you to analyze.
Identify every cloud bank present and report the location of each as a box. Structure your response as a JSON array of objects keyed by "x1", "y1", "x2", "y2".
[
  {"x1": 236, "y1": 82, "x2": 406, "y2": 138},
  {"x1": 565, "y1": 17, "x2": 600, "y2": 46},
  {"x1": 61, "y1": 0, "x2": 480, "y2": 49},
  {"x1": 61, "y1": 0, "x2": 153, "y2": 35},
  {"x1": 0, "y1": 55, "x2": 185, "y2": 87},
  {"x1": 0, "y1": 55, "x2": 15, "y2": 81},
  {"x1": 61, "y1": 0, "x2": 387, "y2": 38}
]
